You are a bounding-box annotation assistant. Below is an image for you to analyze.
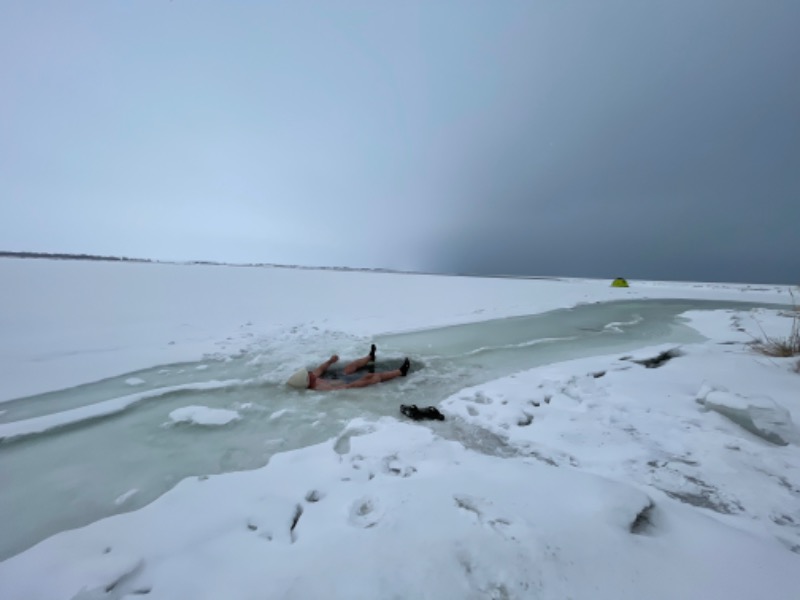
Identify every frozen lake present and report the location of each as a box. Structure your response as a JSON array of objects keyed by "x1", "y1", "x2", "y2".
[{"x1": 0, "y1": 298, "x2": 777, "y2": 560}]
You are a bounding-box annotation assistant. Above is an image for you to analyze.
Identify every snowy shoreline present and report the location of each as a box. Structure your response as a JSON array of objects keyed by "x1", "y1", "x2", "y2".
[
  {"x1": 1, "y1": 259, "x2": 798, "y2": 599},
  {"x1": 0, "y1": 258, "x2": 790, "y2": 403}
]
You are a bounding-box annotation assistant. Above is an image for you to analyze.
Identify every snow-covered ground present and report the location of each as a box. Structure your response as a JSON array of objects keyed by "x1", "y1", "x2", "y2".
[
  {"x1": 0, "y1": 258, "x2": 798, "y2": 599},
  {"x1": 1, "y1": 258, "x2": 788, "y2": 402}
]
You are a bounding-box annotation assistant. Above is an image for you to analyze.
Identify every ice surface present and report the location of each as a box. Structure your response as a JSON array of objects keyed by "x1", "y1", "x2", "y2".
[
  {"x1": 268, "y1": 408, "x2": 292, "y2": 420},
  {"x1": 113, "y1": 489, "x2": 139, "y2": 506},
  {"x1": 0, "y1": 380, "x2": 242, "y2": 443}
]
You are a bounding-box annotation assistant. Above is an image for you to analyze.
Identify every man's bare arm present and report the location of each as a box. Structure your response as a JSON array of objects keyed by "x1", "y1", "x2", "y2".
[{"x1": 312, "y1": 354, "x2": 339, "y2": 378}]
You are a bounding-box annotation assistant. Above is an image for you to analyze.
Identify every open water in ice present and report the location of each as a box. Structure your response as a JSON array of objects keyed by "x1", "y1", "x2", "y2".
[{"x1": 0, "y1": 299, "x2": 772, "y2": 560}]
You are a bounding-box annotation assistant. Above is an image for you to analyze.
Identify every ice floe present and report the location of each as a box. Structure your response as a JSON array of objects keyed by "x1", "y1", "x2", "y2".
[{"x1": 167, "y1": 406, "x2": 241, "y2": 426}]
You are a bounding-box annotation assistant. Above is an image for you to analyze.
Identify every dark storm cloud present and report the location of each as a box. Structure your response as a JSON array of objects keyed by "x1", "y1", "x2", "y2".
[{"x1": 428, "y1": 1, "x2": 800, "y2": 283}]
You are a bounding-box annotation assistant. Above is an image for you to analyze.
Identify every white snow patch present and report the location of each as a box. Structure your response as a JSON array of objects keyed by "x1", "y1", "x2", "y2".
[{"x1": 168, "y1": 406, "x2": 240, "y2": 426}]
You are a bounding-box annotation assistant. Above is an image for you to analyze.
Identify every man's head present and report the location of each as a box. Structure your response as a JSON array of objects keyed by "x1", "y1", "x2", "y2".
[{"x1": 286, "y1": 368, "x2": 310, "y2": 389}]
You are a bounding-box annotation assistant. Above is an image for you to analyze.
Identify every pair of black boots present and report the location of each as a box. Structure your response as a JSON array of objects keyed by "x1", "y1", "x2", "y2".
[
  {"x1": 369, "y1": 345, "x2": 411, "y2": 377},
  {"x1": 400, "y1": 404, "x2": 445, "y2": 421}
]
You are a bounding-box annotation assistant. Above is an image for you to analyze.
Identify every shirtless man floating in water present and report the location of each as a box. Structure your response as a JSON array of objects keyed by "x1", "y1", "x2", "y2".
[{"x1": 286, "y1": 345, "x2": 410, "y2": 391}]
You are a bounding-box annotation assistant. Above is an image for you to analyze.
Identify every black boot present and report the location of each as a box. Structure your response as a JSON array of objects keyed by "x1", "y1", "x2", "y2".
[
  {"x1": 399, "y1": 357, "x2": 410, "y2": 376},
  {"x1": 420, "y1": 406, "x2": 444, "y2": 420},
  {"x1": 400, "y1": 404, "x2": 445, "y2": 421},
  {"x1": 400, "y1": 404, "x2": 419, "y2": 419}
]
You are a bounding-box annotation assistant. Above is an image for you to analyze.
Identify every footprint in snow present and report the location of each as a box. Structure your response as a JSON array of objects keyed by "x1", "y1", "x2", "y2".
[
  {"x1": 454, "y1": 494, "x2": 515, "y2": 539},
  {"x1": 305, "y1": 489, "x2": 323, "y2": 503},
  {"x1": 348, "y1": 496, "x2": 381, "y2": 528}
]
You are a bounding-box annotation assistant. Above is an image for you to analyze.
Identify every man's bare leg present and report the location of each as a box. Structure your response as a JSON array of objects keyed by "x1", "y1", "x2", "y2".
[
  {"x1": 343, "y1": 344, "x2": 377, "y2": 375},
  {"x1": 312, "y1": 355, "x2": 339, "y2": 378},
  {"x1": 345, "y1": 370, "x2": 400, "y2": 388},
  {"x1": 345, "y1": 358, "x2": 410, "y2": 388}
]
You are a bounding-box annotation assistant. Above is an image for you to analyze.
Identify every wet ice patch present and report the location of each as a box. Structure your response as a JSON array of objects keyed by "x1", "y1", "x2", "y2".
[
  {"x1": 168, "y1": 406, "x2": 240, "y2": 426},
  {"x1": 269, "y1": 408, "x2": 292, "y2": 421}
]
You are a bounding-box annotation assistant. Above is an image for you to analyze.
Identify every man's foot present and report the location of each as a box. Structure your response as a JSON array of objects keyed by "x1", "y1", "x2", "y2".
[
  {"x1": 369, "y1": 344, "x2": 376, "y2": 362},
  {"x1": 399, "y1": 357, "x2": 410, "y2": 376}
]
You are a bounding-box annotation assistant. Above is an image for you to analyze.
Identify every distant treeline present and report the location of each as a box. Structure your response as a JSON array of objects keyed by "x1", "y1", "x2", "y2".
[
  {"x1": 0, "y1": 251, "x2": 386, "y2": 271},
  {"x1": 0, "y1": 251, "x2": 432, "y2": 276},
  {"x1": 0, "y1": 251, "x2": 153, "y2": 263}
]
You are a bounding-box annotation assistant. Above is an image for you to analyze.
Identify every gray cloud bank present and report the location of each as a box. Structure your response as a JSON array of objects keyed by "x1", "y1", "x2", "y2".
[{"x1": 1, "y1": 1, "x2": 797, "y2": 283}]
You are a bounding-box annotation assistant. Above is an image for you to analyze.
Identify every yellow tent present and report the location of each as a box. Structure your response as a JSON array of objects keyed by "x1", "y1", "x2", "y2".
[{"x1": 611, "y1": 277, "x2": 629, "y2": 288}]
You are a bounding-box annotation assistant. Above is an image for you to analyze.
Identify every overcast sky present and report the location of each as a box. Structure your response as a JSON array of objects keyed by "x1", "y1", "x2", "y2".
[{"x1": 1, "y1": 1, "x2": 798, "y2": 283}]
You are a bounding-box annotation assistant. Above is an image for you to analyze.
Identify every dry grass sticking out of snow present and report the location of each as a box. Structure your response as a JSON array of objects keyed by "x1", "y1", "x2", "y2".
[{"x1": 751, "y1": 288, "x2": 800, "y2": 359}]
